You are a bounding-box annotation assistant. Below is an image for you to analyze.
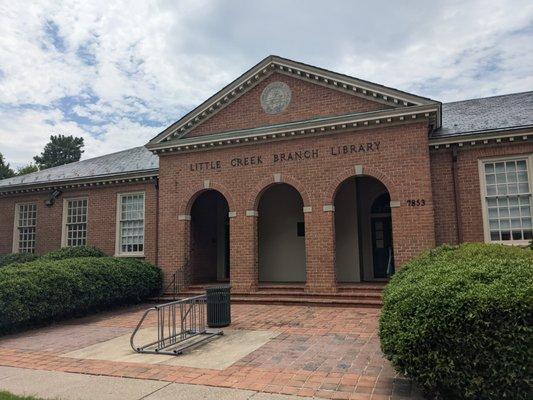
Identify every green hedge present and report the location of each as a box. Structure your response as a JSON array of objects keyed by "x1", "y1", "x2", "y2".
[
  {"x1": 0, "y1": 246, "x2": 105, "y2": 268},
  {"x1": 0, "y1": 257, "x2": 162, "y2": 334},
  {"x1": 40, "y1": 245, "x2": 106, "y2": 260},
  {"x1": 379, "y1": 243, "x2": 532, "y2": 400},
  {"x1": 0, "y1": 253, "x2": 39, "y2": 268}
]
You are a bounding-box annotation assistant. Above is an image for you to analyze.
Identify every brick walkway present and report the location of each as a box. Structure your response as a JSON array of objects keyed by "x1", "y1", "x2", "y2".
[{"x1": 0, "y1": 304, "x2": 424, "y2": 399}]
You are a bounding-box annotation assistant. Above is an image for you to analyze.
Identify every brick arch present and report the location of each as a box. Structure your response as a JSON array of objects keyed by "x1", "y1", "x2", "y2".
[
  {"x1": 179, "y1": 181, "x2": 236, "y2": 215},
  {"x1": 247, "y1": 173, "x2": 311, "y2": 211},
  {"x1": 326, "y1": 165, "x2": 399, "y2": 205}
]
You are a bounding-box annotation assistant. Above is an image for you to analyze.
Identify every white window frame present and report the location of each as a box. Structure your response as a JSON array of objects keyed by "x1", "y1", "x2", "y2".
[
  {"x1": 12, "y1": 203, "x2": 37, "y2": 254},
  {"x1": 61, "y1": 197, "x2": 89, "y2": 247},
  {"x1": 115, "y1": 191, "x2": 145, "y2": 257},
  {"x1": 478, "y1": 154, "x2": 533, "y2": 245}
]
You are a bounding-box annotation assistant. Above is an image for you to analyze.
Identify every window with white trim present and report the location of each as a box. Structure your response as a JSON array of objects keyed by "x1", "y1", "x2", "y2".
[
  {"x1": 117, "y1": 193, "x2": 145, "y2": 255},
  {"x1": 64, "y1": 198, "x2": 88, "y2": 247},
  {"x1": 481, "y1": 157, "x2": 532, "y2": 243},
  {"x1": 14, "y1": 203, "x2": 37, "y2": 253}
]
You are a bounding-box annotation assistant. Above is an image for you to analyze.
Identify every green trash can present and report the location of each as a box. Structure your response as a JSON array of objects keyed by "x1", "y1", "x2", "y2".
[{"x1": 206, "y1": 285, "x2": 231, "y2": 328}]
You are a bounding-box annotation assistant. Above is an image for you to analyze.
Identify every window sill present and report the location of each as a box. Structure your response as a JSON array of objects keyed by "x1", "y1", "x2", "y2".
[
  {"x1": 487, "y1": 240, "x2": 532, "y2": 247},
  {"x1": 114, "y1": 253, "x2": 145, "y2": 258}
]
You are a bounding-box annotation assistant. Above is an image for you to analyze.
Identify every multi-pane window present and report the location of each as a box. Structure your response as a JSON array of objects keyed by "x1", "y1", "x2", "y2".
[
  {"x1": 15, "y1": 204, "x2": 37, "y2": 253},
  {"x1": 483, "y1": 158, "x2": 532, "y2": 243},
  {"x1": 117, "y1": 193, "x2": 145, "y2": 255},
  {"x1": 64, "y1": 199, "x2": 88, "y2": 247}
]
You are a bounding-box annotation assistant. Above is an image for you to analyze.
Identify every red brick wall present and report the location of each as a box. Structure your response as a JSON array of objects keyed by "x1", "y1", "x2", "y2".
[
  {"x1": 187, "y1": 72, "x2": 390, "y2": 137},
  {"x1": 430, "y1": 141, "x2": 533, "y2": 245},
  {"x1": 159, "y1": 121, "x2": 436, "y2": 293},
  {"x1": 430, "y1": 150, "x2": 458, "y2": 245},
  {"x1": 0, "y1": 182, "x2": 158, "y2": 264},
  {"x1": 3, "y1": 134, "x2": 528, "y2": 293}
]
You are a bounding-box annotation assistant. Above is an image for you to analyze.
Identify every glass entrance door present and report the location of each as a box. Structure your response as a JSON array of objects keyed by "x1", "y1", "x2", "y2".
[{"x1": 371, "y1": 217, "x2": 393, "y2": 278}]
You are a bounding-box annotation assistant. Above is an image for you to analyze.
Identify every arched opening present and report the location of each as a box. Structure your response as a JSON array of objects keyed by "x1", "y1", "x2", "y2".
[
  {"x1": 190, "y1": 190, "x2": 230, "y2": 284},
  {"x1": 334, "y1": 176, "x2": 394, "y2": 282},
  {"x1": 258, "y1": 183, "x2": 306, "y2": 283}
]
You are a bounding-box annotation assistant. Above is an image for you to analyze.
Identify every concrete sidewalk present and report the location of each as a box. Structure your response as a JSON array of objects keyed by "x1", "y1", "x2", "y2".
[{"x1": 0, "y1": 366, "x2": 312, "y2": 400}]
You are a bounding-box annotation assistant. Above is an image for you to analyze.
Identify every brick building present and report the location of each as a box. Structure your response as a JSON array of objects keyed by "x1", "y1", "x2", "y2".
[{"x1": 1, "y1": 56, "x2": 532, "y2": 299}]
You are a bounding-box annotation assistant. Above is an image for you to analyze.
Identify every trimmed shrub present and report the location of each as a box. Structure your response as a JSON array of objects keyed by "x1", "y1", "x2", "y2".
[
  {"x1": 379, "y1": 243, "x2": 532, "y2": 399},
  {"x1": 0, "y1": 257, "x2": 162, "y2": 334},
  {"x1": 0, "y1": 253, "x2": 39, "y2": 268},
  {"x1": 40, "y1": 245, "x2": 106, "y2": 260}
]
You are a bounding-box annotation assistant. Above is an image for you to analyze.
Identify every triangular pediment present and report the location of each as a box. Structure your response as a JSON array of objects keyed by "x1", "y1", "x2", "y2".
[{"x1": 147, "y1": 55, "x2": 440, "y2": 148}]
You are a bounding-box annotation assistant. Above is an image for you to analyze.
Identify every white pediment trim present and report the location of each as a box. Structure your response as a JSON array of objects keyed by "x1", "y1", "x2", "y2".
[
  {"x1": 148, "y1": 55, "x2": 441, "y2": 147},
  {"x1": 147, "y1": 104, "x2": 440, "y2": 154}
]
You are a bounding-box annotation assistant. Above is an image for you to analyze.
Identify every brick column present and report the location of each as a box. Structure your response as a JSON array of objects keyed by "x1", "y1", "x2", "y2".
[
  {"x1": 390, "y1": 201, "x2": 436, "y2": 269},
  {"x1": 158, "y1": 213, "x2": 192, "y2": 292},
  {"x1": 304, "y1": 205, "x2": 336, "y2": 293},
  {"x1": 229, "y1": 211, "x2": 258, "y2": 293}
]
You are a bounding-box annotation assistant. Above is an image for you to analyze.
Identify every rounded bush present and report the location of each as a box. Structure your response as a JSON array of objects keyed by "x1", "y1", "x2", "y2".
[
  {"x1": 0, "y1": 253, "x2": 39, "y2": 268},
  {"x1": 40, "y1": 245, "x2": 106, "y2": 260},
  {"x1": 0, "y1": 257, "x2": 162, "y2": 334},
  {"x1": 379, "y1": 243, "x2": 532, "y2": 399}
]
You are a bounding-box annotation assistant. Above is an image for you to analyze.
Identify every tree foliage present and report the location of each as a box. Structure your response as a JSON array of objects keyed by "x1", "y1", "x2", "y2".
[
  {"x1": 16, "y1": 164, "x2": 39, "y2": 176},
  {"x1": 0, "y1": 153, "x2": 15, "y2": 180},
  {"x1": 33, "y1": 134, "x2": 84, "y2": 170}
]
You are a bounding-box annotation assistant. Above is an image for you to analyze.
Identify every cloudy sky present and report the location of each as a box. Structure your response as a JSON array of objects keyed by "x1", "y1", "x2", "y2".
[{"x1": 0, "y1": 0, "x2": 532, "y2": 167}]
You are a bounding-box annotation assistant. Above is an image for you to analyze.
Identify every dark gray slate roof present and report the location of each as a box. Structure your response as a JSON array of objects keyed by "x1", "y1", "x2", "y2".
[
  {"x1": 434, "y1": 91, "x2": 533, "y2": 138},
  {"x1": 0, "y1": 146, "x2": 158, "y2": 189}
]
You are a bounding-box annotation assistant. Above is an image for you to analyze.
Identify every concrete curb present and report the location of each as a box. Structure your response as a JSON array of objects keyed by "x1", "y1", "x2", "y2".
[{"x1": 0, "y1": 366, "x2": 313, "y2": 400}]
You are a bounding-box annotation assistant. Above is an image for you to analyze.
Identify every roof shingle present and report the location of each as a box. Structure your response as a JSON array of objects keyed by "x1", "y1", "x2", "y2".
[
  {"x1": 434, "y1": 91, "x2": 533, "y2": 138},
  {"x1": 0, "y1": 146, "x2": 158, "y2": 189}
]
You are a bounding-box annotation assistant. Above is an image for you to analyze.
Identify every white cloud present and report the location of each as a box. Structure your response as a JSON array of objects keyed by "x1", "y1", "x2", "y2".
[
  {"x1": 337, "y1": 0, "x2": 533, "y2": 101},
  {"x1": 0, "y1": 106, "x2": 163, "y2": 166},
  {"x1": 0, "y1": 0, "x2": 531, "y2": 167}
]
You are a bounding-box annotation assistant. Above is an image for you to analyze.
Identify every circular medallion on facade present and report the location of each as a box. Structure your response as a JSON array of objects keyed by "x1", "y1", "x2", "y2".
[{"x1": 260, "y1": 81, "x2": 292, "y2": 114}]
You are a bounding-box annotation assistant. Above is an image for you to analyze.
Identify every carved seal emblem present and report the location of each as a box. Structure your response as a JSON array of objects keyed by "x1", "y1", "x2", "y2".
[{"x1": 260, "y1": 82, "x2": 291, "y2": 114}]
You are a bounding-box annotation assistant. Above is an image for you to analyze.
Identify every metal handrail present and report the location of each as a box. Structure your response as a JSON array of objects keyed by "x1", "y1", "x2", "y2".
[
  {"x1": 131, "y1": 295, "x2": 222, "y2": 356},
  {"x1": 160, "y1": 259, "x2": 189, "y2": 301}
]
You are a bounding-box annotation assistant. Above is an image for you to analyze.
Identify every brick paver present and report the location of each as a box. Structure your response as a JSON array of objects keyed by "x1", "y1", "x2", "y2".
[{"x1": 0, "y1": 304, "x2": 424, "y2": 399}]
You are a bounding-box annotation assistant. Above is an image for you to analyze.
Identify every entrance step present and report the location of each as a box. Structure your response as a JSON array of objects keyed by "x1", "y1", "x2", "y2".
[
  {"x1": 257, "y1": 283, "x2": 306, "y2": 293},
  {"x1": 337, "y1": 282, "x2": 387, "y2": 293},
  {"x1": 155, "y1": 293, "x2": 382, "y2": 308},
  {"x1": 154, "y1": 282, "x2": 385, "y2": 308}
]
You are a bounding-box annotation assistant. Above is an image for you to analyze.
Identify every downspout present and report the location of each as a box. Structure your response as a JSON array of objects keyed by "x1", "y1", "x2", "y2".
[
  {"x1": 451, "y1": 146, "x2": 463, "y2": 244},
  {"x1": 152, "y1": 176, "x2": 160, "y2": 267}
]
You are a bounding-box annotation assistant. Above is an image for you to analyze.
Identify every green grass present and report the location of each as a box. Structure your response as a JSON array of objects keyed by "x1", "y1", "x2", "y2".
[{"x1": 0, "y1": 392, "x2": 45, "y2": 400}]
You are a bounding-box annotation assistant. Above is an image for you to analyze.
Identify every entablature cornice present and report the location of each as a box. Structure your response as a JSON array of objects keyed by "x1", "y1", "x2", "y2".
[{"x1": 147, "y1": 104, "x2": 439, "y2": 155}]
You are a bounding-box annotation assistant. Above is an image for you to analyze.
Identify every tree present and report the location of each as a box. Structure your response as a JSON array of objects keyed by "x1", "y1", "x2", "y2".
[
  {"x1": 34, "y1": 134, "x2": 84, "y2": 170},
  {"x1": 17, "y1": 164, "x2": 39, "y2": 176},
  {"x1": 0, "y1": 153, "x2": 15, "y2": 179}
]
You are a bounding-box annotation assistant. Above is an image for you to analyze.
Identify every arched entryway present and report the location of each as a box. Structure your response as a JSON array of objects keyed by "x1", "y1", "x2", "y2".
[
  {"x1": 334, "y1": 176, "x2": 394, "y2": 282},
  {"x1": 258, "y1": 183, "x2": 306, "y2": 283},
  {"x1": 190, "y1": 190, "x2": 230, "y2": 284}
]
